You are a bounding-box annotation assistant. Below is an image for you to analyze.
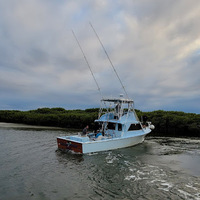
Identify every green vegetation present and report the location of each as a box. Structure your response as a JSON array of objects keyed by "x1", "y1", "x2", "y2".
[
  {"x1": 137, "y1": 109, "x2": 200, "y2": 137},
  {"x1": 0, "y1": 108, "x2": 199, "y2": 137},
  {"x1": 0, "y1": 108, "x2": 98, "y2": 130}
]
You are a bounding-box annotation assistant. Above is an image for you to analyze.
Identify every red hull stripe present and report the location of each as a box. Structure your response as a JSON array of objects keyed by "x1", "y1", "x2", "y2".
[{"x1": 57, "y1": 138, "x2": 83, "y2": 153}]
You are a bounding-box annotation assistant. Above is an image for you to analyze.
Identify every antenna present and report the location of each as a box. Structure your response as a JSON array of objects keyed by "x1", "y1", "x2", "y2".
[
  {"x1": 89, "y1": 22, "x2": 129, "y2": 99},
  {"x1": 72, "y1": 30, "x2": 102, "y2": 97}
]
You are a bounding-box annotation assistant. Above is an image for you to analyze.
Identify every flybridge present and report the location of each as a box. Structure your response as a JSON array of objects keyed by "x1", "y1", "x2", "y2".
[
  {"x1": 98, "y1": 95, "x2": 138, "y2": 122},
  {"x1": 101, "y1": 98, "x2": 134, "y2": 103}
]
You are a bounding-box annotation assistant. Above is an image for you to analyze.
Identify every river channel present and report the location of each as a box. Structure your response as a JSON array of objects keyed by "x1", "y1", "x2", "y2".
[{"x1": 0, "y1": 123, "x2": 200, "y2": 200}]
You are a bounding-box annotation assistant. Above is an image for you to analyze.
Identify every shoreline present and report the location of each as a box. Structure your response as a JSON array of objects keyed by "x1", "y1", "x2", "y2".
[
  {"x1": 0, "y1": 122, "x2": 80, "y2": 132},
  {"x1": 1, "y1": 122, "x2": 199, "y2": 138}
]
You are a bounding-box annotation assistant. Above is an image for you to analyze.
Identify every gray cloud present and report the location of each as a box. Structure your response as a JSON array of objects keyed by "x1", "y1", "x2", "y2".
[{"x1": 0, "y1": 0, "x2": 200, "y2": 112}]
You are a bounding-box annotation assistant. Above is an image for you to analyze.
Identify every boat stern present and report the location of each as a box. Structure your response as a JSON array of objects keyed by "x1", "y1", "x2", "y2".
[{"x1": 57, "y1": 137, "x2": 83, "y2": 153}]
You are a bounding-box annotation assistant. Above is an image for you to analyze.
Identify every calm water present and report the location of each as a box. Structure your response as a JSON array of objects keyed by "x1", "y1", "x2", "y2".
[{"x1": 0, "y1": 123, "x2": 200, "y2": 200}]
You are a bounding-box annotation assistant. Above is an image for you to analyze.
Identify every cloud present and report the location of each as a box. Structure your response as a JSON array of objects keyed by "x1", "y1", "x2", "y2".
[{"x1": 0, "y1": 0, "x2": 200, "y2": 113}]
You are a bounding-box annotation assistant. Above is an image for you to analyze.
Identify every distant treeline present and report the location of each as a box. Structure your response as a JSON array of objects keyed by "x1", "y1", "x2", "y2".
[{"x1": 0, "y1": 108, "x2": 200, "y2": 137}]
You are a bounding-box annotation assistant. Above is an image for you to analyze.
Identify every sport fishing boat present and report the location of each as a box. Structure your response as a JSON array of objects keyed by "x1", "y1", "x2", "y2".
[
  {"x1": 57, "y1": 25, "x2": 154, "y2": 153},
  {"x1": 57, "y1": 95, "x2": 155, "y2": 154}
]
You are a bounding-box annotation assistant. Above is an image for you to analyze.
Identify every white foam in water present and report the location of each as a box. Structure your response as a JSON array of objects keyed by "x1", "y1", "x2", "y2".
[
  {"x1": 105, "y1": 153, "x2": 118, "y2": 164},
  {"x1": 107, "y1": 157, "x2": 117, "y2": 164},
  {"x1": 124, "y1": 160, "x2": 131, "y2": 166},
  {"x1": 124, "y1": 163, "x2": 175, "y2": 193},
  {"x1": 195, "y1": 193, "x2": 200, "y2": 200},
  {"x1": 125, "y1": 175, "x2": 136, "y2": 181},
  {"x1": 125, "y1": 161, "x2": 200, "y2": 199},
  {"x1": 185, "y1": 183, "x2": 200, "y2": 200},
  {"x1": 158, "y1": 182, "x2": 173, "y2": 192},
  {"x1": 177, "y1": 189, "x2": 195, "y2": 199},
  {"x1": 137, "y1": 170, "x2": 148, "y2": 176},
  {"x1": 185, "y1": 183, "x2": 198, "y2": 190},
  {"x1": 88, "y1": 152, "x2": 99, "y2": 156}
]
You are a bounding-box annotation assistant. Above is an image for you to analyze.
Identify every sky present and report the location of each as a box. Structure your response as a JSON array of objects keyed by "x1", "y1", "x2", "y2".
[{"x1": 0, "y1": 0, "x2": 200, "y2": 113}]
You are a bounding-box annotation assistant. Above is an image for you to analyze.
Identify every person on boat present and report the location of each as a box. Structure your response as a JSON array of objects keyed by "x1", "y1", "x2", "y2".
[
  {"x1": 82, "y1": 125, "x2": 89, "y2": 136},
  {"x1": 95, "y1": 131, "x2": 102, "y2": 140}
]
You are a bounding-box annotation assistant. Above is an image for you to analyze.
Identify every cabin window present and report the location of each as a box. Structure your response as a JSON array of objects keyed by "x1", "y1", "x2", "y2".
[
  {"x1": 128, "y1": 124, "x2": 141, "y2": 131},
  {"x1": 107, "y1": 122, "x2": 116, "y2": 130},
  {"x1": 118, "y1": 123, "x2": 122, "y2": 131},
  {"x1": 114, "y1": 116, "x2": 118, "y2": 119}
]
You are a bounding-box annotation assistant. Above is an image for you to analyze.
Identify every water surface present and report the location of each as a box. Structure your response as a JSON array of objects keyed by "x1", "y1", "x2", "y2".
[{"x1": 0, "y1": 123, "x2": 200, "y2": 200}]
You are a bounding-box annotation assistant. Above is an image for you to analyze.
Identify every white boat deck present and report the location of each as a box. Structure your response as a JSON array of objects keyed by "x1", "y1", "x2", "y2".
[{"x1": 58, "y1": 127, "x2": 150, "y2": 144}]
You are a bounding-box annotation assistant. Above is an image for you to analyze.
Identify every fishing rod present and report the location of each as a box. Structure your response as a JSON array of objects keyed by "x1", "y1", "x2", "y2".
[
  {"x1": 89, "y1": 22, "x2": 129, "y2": 99},
  {"x1": 72, "y1": 30, "x2": 102, "y2": 98}
]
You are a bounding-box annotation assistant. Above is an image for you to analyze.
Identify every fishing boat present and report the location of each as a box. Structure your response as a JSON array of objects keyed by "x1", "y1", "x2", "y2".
[
  {"x1": 57, "y1": 95, "x2": 155, "y2": 154},
  {"x1": 57, "y1": 24, "x2": 155, "y2": 153}
]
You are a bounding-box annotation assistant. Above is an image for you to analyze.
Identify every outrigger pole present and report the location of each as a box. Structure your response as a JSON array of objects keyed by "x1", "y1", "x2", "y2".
[
  {"x1": 72, "y1": 30, "x2": 102, "y2": 98},
  {"x1": 89, "y1": 22, "x2": 129, "y2": 99}
]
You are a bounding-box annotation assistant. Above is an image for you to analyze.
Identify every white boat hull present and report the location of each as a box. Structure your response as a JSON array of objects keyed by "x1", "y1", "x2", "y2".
[{"x1": 82, "y1": 134, "x2": 146, "y2": 153}]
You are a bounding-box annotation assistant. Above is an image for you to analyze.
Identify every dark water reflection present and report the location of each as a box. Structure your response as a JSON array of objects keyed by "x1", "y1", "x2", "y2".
[{"x1": 0, "y1": 123, "x2": 200, "y2": 200}]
